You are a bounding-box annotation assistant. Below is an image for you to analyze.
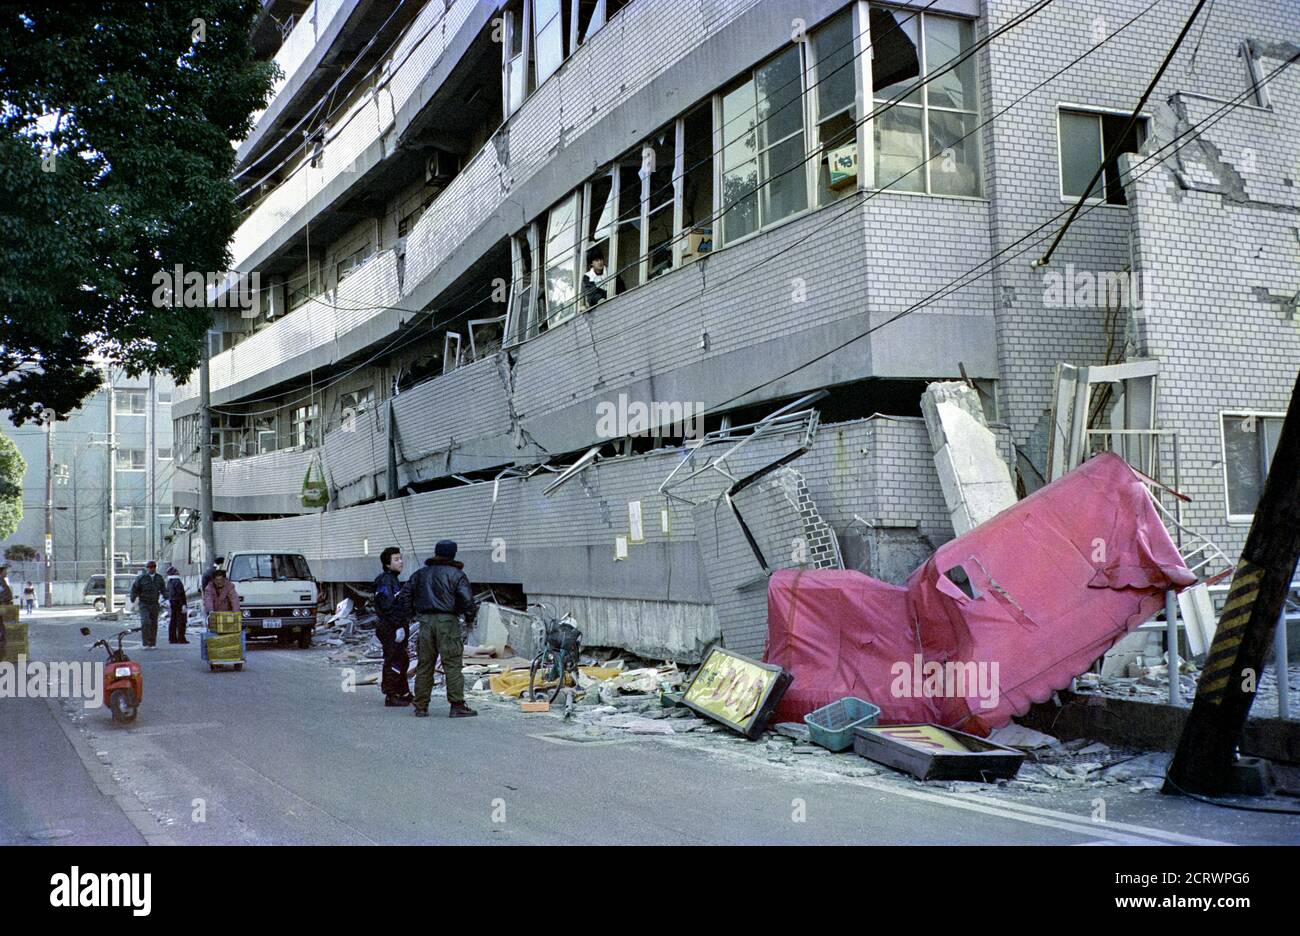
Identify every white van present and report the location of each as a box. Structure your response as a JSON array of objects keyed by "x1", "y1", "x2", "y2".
[{"x1": 224, "y1": 552, "x2": 319, "y2": 647}]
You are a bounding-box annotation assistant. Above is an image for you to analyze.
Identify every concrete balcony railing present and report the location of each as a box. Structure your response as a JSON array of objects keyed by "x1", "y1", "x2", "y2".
[
  {"x1": 173, "y1": 446, "x2": 319, "y2": 516},
  {"x1": 259, "y1": 0, "x2": 348, "y2": 120},
  {"x1": 228, "y1": 0, "x2": 477, "y2": 270},
  {"x1": 176, "y1": 247, "x2": 401, "y2": 407}
]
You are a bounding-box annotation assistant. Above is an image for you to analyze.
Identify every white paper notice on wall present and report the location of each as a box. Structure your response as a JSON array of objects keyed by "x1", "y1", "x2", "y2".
[
  {"x1": 628, "y1": 500, "x2": 644, "y2": 543},
  {"x1": 660, "y1": 506, "x2": 671, "y2": 534},
  {"x1": 614, "y1": 535, "x2": 629, "y2": 561}
]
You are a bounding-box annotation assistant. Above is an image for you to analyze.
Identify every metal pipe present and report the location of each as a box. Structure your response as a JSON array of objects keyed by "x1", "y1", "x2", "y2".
[{"x1": 1165, "y1": 589, "x2": 1180, "y2": 705}]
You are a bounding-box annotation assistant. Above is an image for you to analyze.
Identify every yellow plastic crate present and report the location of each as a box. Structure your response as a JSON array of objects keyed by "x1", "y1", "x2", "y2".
[
  {"x1": 204, "y1": 631, "x2": 243, "y2": 662},
  {"x1": 0, "y1": 620, "x2": 28, "y2": 663},
  {"x1": 208, "y1": 611, "x2": 242, "y2": 634}
]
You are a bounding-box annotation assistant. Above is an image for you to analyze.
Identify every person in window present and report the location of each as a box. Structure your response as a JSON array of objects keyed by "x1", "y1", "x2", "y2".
[{"x1": 582, "y1": 253, "x2": 608, "y2": 310}]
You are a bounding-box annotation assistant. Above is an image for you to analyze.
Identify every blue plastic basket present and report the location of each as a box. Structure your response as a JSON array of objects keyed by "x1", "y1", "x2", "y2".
[{"x1": 803, "y1": 697, "x2": 881, "y2": 751}]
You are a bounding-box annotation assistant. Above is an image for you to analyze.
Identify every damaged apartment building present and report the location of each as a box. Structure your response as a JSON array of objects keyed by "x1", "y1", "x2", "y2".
[{"x1": 170, "y1": 0, "x2": 1300, "y2": 660}]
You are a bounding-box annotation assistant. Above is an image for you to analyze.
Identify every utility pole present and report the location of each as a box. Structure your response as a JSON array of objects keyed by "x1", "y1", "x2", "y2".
[
  {"x1": 1165, "y1": 370, "x2": 1300, "y2": 795},
  {"x1": 44, "y1": 414, "x2": 53, "y2": 608},
  {"x1": 199, "y1": 332, "x2": 215, "y2": 571},
  {"x1": 105, "y1": 372, "x2": 116, "y2": 614},
  {"x1": 148, "y1": 373, "x2": 156, "y2": 564}
]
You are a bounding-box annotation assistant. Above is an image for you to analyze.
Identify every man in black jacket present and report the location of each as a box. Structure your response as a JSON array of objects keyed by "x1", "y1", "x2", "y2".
[
  {"x1": 165, "y1": 566, "x2": 189, "y2": 644},
  {"x1": 130, "y1": 561, "x2": 166, "y2": 649},
  {"x1": 410, "y1": 540, "x2": 477, "y2": 718},
  {"x1": 372, "y1": 547, "x2": 413, "y2": 707}
]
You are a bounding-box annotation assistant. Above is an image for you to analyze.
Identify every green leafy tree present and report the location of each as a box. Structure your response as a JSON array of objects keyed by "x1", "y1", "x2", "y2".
[
  {"x1": 0, "y1": 2, "x2": 277, "y2": 424},
  {"x1": 5, "y1": 544, "x2": 38, "y2": 562},
  {"x1": 0, "y1": 433, "x2": 25, "y2": 539}
]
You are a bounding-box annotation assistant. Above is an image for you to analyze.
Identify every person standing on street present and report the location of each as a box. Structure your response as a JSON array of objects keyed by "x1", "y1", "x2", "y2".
[
  {"x1": 130, "y1": 561, "x2": 166, "y2": 649},
  {"x1": 0, "y1": 566, "x2": 14, "y2": 606},
  {"x1": 22, "y1": 581, "x2": 35, "y2": 614},
  {"x1": 202, "y1": 555, "x2": 226, "y2": 591},
  {"x1": 165, "y1": 566, "x2": 189, "y2": 644},
  {"x1": 202, "y1": 567, "x2": 241, "y2": 615},
  {"x1": 410, "y1": 540, "x2": 478, "y2": 718},
  {"x1": 372, "y1": 547, "x2": 413, "y2": 707}
]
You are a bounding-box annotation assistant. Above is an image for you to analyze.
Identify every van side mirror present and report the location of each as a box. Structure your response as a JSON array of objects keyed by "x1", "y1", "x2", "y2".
[{"x1": 79, "y1": 627, "x2": 91, "y2": 636}]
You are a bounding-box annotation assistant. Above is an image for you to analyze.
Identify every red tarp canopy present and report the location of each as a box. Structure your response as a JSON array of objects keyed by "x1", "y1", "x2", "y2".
[{"x1": 765, "y1": 453, "x2": 1196, "y2": 733}]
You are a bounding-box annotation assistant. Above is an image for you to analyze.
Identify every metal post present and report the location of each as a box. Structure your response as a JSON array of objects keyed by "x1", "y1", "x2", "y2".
[
  {"x1": 1165, "y1": 589, "x2": 1180, "y2": 705},
  {"x1": 199, "y1": 333, "x2": 215, "y2": 571},
  {"x1": 105, "y1": 373, "x2": 116, "y2": 614},
  {"x1": 1276, "y1": 606, "x2": 1291, "y2": 721},
  {"x1": 43, "y1": 416, "x2": 53, "y2": 608}
]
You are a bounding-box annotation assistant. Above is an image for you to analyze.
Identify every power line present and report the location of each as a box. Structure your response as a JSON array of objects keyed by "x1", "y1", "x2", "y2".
[{"x1": 207, "y1": 0, "x2": 1053, "y2": 415}]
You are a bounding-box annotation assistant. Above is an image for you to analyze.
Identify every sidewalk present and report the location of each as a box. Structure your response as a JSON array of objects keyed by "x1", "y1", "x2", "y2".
[{"x1": 0, "y1": 616, "x2": 149, "y2": 845}]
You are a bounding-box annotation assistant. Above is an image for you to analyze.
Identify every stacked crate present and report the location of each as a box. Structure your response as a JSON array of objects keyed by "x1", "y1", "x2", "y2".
[
  {"x1": 201, "y1": 611, "x2": 244, "y2": 664},
  {"x1": 0, "y1": 605, "x2": 26, "y2": 663}
]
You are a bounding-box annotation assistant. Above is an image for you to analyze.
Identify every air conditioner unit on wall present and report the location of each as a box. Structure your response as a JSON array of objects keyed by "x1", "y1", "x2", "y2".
[{"x1": 425, "y1": 149, "x2": 461, "y2": 185}]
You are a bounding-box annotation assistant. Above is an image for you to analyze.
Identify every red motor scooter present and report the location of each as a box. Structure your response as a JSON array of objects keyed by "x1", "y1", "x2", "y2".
[{"x1": 80, "y1": 626, "x2": 143, "y2": 722}]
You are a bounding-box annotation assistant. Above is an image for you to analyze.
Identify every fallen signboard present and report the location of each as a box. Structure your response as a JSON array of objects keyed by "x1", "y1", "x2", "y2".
[
  {"x1": 852, "y1": 723, "x2": 1024, "y2": 781},
  {"x1": 682, "y1": 646, "x2": 791, "y2": 740}
]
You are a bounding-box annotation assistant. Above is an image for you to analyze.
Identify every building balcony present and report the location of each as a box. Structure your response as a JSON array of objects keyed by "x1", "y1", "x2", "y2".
[
  {"x1": 172, "y1": 446, "x2": 320, "y2": 516},
  {"x1": 175, "y1": 247, "x2": 401, "y2": 410}
]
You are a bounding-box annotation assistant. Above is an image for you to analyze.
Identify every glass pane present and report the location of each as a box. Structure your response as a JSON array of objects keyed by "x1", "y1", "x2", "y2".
[
  {"x1": 721, "y1": 79, "x2": 757, "y2": 172},
  {"x1": 536, "y1": 18, "x2": 565, "y2": 84},
  {"x1": 874, "y1": 104, "x2": 925, "y2": 192},
  {"x1": 1059, "y1": 111, "x2": 1103, "y2": 199},
  {"x1": 508, "y1": 54, "x2": 526, "y2": 114},
  {"x1": 925, "y1": 16, "x2": 977, "y2": 111},
  {"x1": 761, "y1": 134, "x2": 809, "y2": 223},
  {"x1": 871, "y1": 6, "x2": 922, "y2": 106},
  {"x1": 1262, "y1": 417, "x2": 1283, "y2": 474},
  {"x1": 647, "y1": 203, "x2": 674, "y2": 278},
  {"x1": 928, "y1": 109, "x2": 981, "y2": 196},
  {"x1": 1223, "y1": 415, "x2": 1264, "y2": 516},
  {"x1": 722, "y1": 158, "x2": 759, "y2": 241},
  {"x1": 814, "y1": 10, "x2": 856, "y2": 121},
  {"x1": 756, "y1": 44, "x2": 804, "y2": 149},
  {"x1": 681, "y1": 104, "x2": 714, "y2": 257}
]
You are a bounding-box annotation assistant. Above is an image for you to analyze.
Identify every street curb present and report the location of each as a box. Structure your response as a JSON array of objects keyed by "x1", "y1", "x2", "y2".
[
  {"x1": 1021, "y1": 691, "x2": 1300, "y2": 764},
  {"x1": 43, "y1": 698, "x2": 176, "y2": 846}
]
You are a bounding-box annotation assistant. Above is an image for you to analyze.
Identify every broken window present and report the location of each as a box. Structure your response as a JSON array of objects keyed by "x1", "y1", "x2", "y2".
[
  {"x1": 1058, "y1": 109, "x2": 1147, "y2": 205},
  {"x1": 543, "y1": 192, "x2": 580, "y2": 327},
  {"x1": 680, "y1": 102, "x2": 714, "y2": 263},
  {"x1": 645, "y1": 131, "x2": 676, "y2": 279},
  {"x1": 502, "y1": 0, "x2": 531, "y2": 117},
  {"x1": 871, "y1": 6, "x2": 979, "y2": 196},
  {"x1": 534, "y1": 0, "x2": 566, "y2": 84},
  {"x1": 582, "y1": 169, "x2": 615, "y2": 305},
  {"x1": 335, "y1": 244, "x2": 374, "y2": 284},
  {"x1": 812, "y1": 8, "x2": 859, "y2": 203},
  {"x1": 615, "y1": 156, "x2": 643, "y2": 293},
  {"x1": 1222, "y1": 412, "x2": 1283, "y2": 520},
  {"x1": 290, "y1": 403, "x2": 319, "y2": 449},
  {"x1": 506, "y1": 228, "x2": 537, "y2": 344}
]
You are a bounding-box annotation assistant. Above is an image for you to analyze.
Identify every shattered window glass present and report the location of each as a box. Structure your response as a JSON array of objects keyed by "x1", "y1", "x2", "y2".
[{"x1": 1222, "y1": 414, "x2": 1282, "y2": 517}]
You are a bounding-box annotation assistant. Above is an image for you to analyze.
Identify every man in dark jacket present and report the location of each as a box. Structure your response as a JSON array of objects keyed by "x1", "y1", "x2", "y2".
[
  {"x1": 410, "y1": 540, "x2": 477, "y2": 718},
  {"x1": 165, "y1": 566, "x2": 189, "y2": 644},
  {"x1": 130, "y1": 561, "x2": 166, "y2": 649},
  {"x1": 372, "y1": 547, "x2": 413, "y2": 707}
]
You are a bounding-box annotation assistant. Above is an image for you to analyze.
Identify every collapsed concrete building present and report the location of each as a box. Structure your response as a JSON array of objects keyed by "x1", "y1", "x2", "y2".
[{"x1": 170, "y1": 0, "x2": 1300, "y2": 660}]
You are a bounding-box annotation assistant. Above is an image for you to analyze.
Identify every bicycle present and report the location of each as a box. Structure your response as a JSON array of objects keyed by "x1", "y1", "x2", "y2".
[{"x1": 525, "y1": 602, "x2": 582, "y2": 703}]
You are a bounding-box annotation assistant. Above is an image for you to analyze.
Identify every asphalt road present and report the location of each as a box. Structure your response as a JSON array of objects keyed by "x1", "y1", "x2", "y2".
[{"x1": 4, "y1": 608, "x2": 1300, "y2": 846}]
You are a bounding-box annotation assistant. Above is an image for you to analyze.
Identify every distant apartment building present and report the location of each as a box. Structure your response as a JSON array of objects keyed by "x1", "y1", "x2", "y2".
[
  {"x1": 3, "y1": 374, "x2": 176, "y2": 584},
  {"x1": 171, "y1": 0, "x2": 1300, "y2": 659}
]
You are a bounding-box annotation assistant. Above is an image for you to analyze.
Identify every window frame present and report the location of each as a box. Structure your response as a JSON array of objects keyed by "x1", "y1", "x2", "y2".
[
  {"x1": 1055, "y1": 104, "x2": 1150, "y2": 207},
  {"x1": 1219, "y1": 409, "x2": 1286, "y2": 523},
  {"x1": 115, "y1": 448, "x2": 147, "y2": 472},
  {"x1": 867, "y1": 5, "x2": 982, "y2": 198}
]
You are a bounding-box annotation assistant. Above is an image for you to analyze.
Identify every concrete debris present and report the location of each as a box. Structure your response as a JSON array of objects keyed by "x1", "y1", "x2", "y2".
[
  {"x1": 1100, "y1": 752, "x2": 1172, "y2": 783},
  {"x1": 921, "y1": 381, "x2": 1016, "y2": 535},
  {"x1": 987, "y1": 724, "x2": 1059, "y2": 751}
]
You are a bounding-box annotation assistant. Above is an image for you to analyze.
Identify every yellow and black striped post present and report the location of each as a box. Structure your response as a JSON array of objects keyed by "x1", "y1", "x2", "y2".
[{"x1": 1165, "y1": 372, "x2": 1300, "y2": 795}]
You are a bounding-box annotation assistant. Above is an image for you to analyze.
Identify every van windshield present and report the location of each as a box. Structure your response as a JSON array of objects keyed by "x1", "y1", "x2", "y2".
[{"x1": 228, "y1": 554, "x2": 312, "y2": 582}]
